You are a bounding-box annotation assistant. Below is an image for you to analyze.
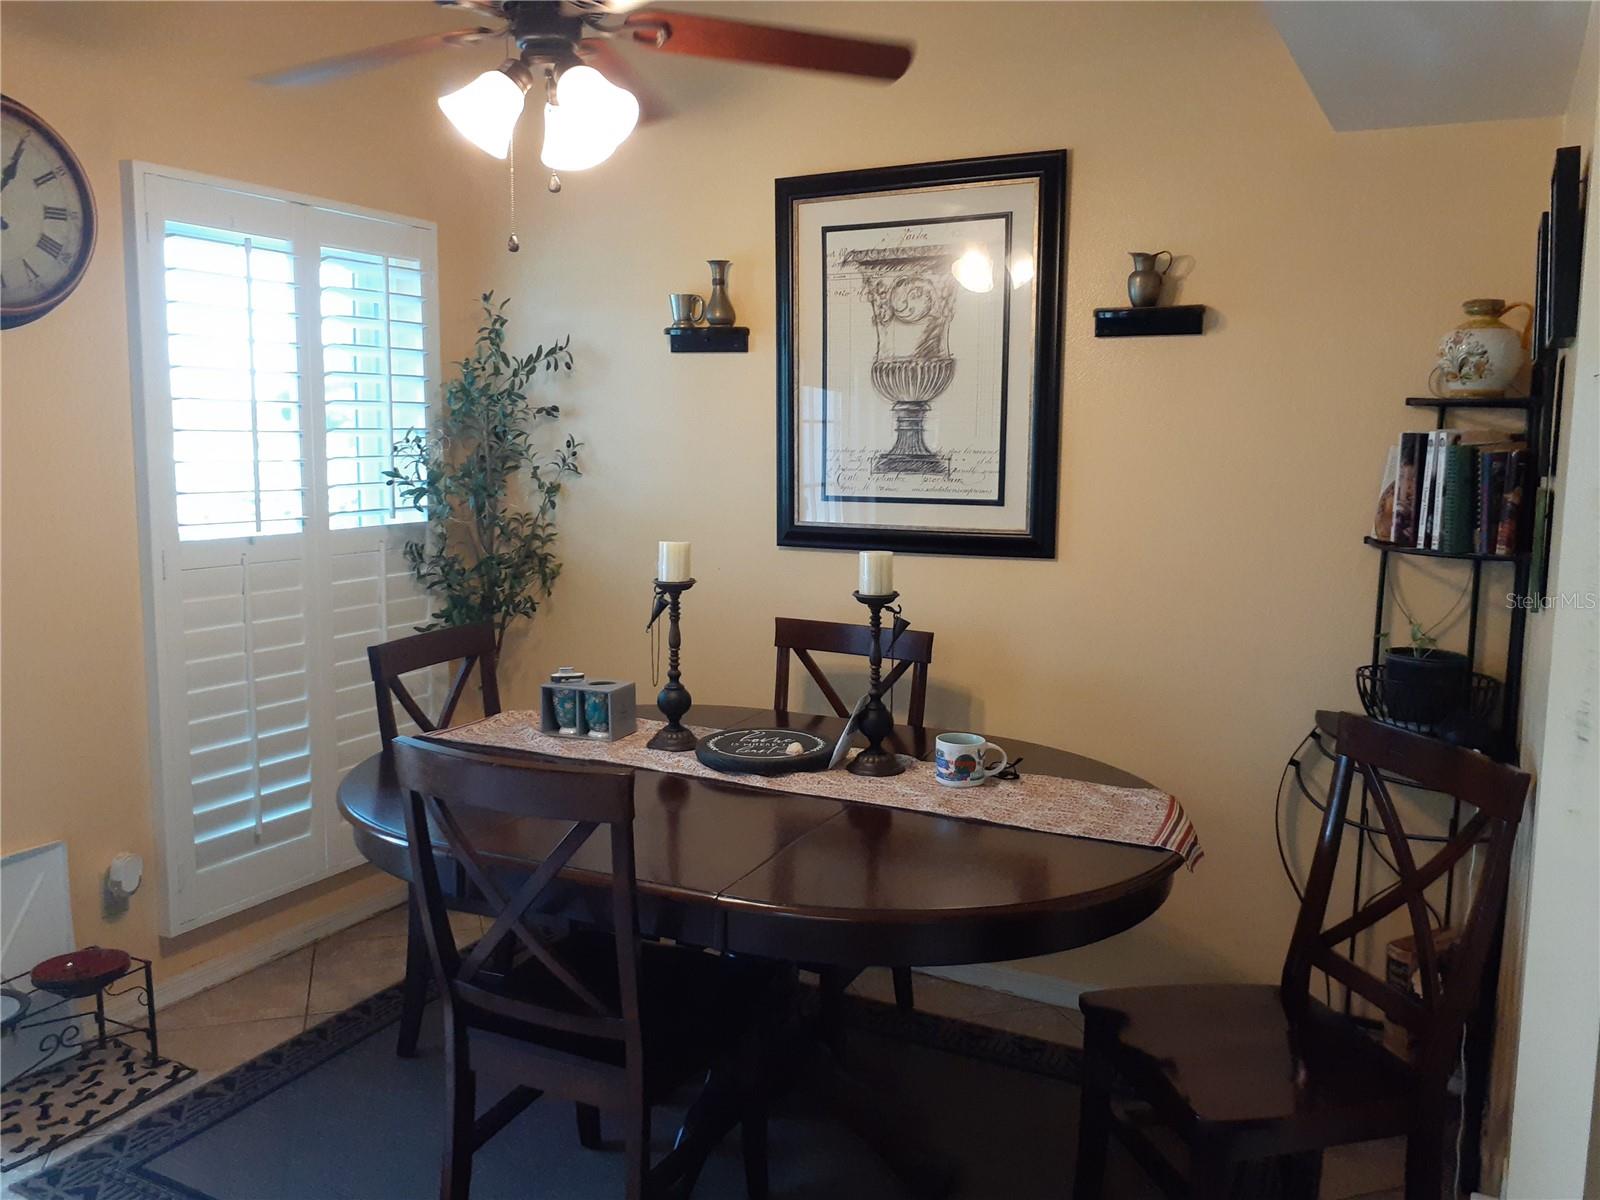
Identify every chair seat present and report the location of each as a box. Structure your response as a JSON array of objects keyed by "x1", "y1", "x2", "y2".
[
  {"x1": 1081, "y1": 984, "x2": 1418, "y2": 1145},
  {"x1": 466, "y1": 932, "x2": 773, "y2": 1102}
]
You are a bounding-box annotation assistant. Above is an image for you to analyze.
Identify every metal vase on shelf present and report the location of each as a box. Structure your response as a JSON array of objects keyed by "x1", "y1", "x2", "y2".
[{"x1": 705, "y1": 260, "x2": 736, "y2": 326}]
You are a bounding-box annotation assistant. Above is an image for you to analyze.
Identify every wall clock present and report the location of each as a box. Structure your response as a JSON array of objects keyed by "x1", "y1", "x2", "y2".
[{"x1": 1, "y1": 95, "x2": 96, "y2": 330}]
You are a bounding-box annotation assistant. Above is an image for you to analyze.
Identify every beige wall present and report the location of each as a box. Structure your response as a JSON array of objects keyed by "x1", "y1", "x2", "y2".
[
  {"x1": 0, "y1": 2, "x2": 502, "y2": 978},
  {"x1": 484, "y1": 1, "x2": 1558, "y2": 989},
  {"x1": 0, "y1": 2, "x2": 1564, "y2": 1001}
]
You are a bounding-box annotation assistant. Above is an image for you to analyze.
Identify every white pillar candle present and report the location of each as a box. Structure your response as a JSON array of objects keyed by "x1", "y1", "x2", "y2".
[
  {"x1": 858, "y1": 550, "x2": 894, "y2": 595},
  {"x1": 657, "y1": 541, "x2": 691, "y2": 583}
]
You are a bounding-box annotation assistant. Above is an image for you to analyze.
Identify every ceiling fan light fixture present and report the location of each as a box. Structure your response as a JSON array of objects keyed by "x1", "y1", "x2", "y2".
[
  {"x1": 539, "y1": 64, "x2": 640, "y2": 172},
  {"x1": 952, "y1": 246, "x2": 996, "y2": 294},
  {"x1": 438, "y1": 59, "x2": 534, "y2": 159}
]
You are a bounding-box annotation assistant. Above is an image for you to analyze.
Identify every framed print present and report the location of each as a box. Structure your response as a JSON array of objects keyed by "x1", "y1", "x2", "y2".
[
  {"x1": 1546, "y1": 145, "x2": 1583, "y2": 350},
  {"x1": 776, "y1": 150, "x2": 1066, "y2": 558},
  {"x1": 1532, "y1": 211, "x2": 1550, "y2": 366}
]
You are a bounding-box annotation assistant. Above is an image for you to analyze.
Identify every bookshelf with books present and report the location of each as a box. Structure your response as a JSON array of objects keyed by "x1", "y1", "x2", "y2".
[{"x1": 1364, "y1": 392, "x2": 1547, "y2": 764}]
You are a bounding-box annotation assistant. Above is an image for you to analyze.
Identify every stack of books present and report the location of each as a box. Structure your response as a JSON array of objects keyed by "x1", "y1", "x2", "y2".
[{"x1": 1372, "y1": 430, "x2": 1529, "y2": 555}]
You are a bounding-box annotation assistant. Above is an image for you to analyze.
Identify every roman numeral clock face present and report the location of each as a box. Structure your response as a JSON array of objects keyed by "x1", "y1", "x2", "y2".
[{"x1": 1, "y1": 96, "x2": 96, "y2": 329}]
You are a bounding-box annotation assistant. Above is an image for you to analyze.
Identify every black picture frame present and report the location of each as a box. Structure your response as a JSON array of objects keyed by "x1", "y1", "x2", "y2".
[
  {"x1": 1547, "y1": 145, "x2": 1583, "y2": 349},
  {"x1": 775, "y1": 150, "x2": 1066, "y2": 559},
  {"x1": 1533, "y1": 211, "x2": 1551, "y2": 365}
]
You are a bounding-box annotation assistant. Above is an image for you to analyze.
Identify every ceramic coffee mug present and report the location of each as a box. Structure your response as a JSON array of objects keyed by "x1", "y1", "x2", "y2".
[
  {"x1": 934, "y1": 733, "x2": 1009, "y2": 788},
  {"x1": 668, "y1": 293, "x2": 705, "y2": 327}
]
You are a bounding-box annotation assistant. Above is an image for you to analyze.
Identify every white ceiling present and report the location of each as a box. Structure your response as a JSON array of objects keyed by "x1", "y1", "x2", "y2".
[{"x1": 1264, "y1": 1, "x2": 1592, "y2": 131}]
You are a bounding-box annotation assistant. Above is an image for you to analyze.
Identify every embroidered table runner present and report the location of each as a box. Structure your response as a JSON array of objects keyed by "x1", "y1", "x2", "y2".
[{"x1": 431, "y1": 713, "x2": 1202, "y2": 868}]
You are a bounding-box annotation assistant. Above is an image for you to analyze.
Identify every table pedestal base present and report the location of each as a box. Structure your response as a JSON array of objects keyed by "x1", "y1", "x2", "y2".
[{"x1": 651, "y1": 968, "x2": 958, "y2": 1199}]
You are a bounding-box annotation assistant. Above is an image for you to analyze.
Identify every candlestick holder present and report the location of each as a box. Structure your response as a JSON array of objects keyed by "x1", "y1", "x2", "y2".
[
  {"x1": 647, "y1": 578, "x2": 697, "y2": 751},
  {"x1": 848, "y1": 589, "x2": 906, "y2": 777}
]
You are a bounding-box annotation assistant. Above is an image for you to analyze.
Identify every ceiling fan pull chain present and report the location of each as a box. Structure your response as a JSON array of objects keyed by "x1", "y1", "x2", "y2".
[{"x1": 506, "y1": 137, "x2": 520, "y2": 253}]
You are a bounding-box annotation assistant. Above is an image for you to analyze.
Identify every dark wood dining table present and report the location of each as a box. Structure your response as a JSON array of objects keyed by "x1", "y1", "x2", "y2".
[
  {"x1": 338, "y1": 705, "x2": 1181, "y2": 970},
  {"x1": 336, "y1": 704, "x2": 1184, "y2": 1195}
]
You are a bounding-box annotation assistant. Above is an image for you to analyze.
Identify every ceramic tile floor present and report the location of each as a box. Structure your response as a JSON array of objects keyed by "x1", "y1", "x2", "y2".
[{"x1": 2, "y1": 907, "x2": 1405, "y2": 1198}]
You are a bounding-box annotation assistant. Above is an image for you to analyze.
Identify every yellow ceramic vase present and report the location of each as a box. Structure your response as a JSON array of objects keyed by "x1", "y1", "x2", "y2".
[{"x1": 1432, "y1": 298, "x2": 1532, "y2": 399}]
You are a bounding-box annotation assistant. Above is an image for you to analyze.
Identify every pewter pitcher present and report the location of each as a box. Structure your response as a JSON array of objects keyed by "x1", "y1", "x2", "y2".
[{"x1": 1126, "y1": 250, "x2": 1172, "y2": 308}]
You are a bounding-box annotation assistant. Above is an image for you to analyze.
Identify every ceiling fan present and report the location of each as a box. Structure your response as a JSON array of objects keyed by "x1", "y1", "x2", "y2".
[{"x1": 255, "y1": 1, "x2": 913, "y2": 171}]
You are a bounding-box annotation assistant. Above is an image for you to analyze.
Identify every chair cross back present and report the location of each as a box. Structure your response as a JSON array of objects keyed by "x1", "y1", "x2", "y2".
[
  {"x1": 391, "y1": 737, "x2": 642, "y2": 1050},
  {"x1": 773, "y1": 617, "x2": 935, "y2": 724},
  {"x1": 368, "y1": 622, "x2": 501, "y2": 746},
  {"x1": 1283, "y1": 714, "x2": 1530, "y2": 1077}
]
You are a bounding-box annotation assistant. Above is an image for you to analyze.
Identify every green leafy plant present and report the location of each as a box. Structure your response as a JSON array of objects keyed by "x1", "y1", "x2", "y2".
[{"x1": 386, "y1": 293, "x2": 581, "y2": 651}]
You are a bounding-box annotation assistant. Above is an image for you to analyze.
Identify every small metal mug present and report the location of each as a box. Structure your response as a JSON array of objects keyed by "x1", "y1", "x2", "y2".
[{"x1": 669, "y1": 293, "x2": 705, "y2": 327}]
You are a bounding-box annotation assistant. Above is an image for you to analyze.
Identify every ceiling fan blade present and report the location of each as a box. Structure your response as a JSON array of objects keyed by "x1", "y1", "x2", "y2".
[
  {"x1": 577, "y1": 40, "x2": 669, "y2": 123},
  {"x1": 623, "y1": 9, "x2": 912, "y2": 81},
  {"x1": 252, "y1": 27, "x2": 499, "y2": 88}
]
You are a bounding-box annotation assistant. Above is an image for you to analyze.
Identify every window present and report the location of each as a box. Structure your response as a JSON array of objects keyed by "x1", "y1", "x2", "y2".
[
  {"x1": 320, "y1": 247, "x2": 429, "y2": 530},
  {"x1": 129, "y1": 165, "x2": 440, "y2": 935},
  {"x1": 163, "y1": 224, "x2": 303, "y2": 540}
]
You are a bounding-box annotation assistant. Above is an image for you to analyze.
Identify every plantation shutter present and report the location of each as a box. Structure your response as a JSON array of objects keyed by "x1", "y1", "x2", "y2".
[
  {"x1": 313, "y1": 207, "x2": 439, "y2": 873},
  {"x1": 132, "y1": 168, "x2": 440, "y2": 933}
]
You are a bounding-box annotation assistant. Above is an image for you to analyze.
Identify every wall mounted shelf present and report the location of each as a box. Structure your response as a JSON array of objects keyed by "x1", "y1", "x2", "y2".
[
  {"x1": 1093, "y1": 304, "x2": 1206, "y2": 338},
  {"x1": 1403, "y1": 395, "x2": 1538, "y2": 411},
  {"x1": 665, "y1": 326, "x2": 748, "y2": 354}
]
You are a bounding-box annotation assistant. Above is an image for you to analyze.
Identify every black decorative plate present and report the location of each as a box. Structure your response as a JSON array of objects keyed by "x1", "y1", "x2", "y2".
[{"x1": 695, "y1": 728, "x2": 834, "y2": 774}]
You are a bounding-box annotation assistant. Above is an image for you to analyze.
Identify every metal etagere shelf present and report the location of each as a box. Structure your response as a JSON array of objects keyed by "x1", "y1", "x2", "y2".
[{"x1": 1364, "y1": 392, "x2": 1548, "y2": 766}]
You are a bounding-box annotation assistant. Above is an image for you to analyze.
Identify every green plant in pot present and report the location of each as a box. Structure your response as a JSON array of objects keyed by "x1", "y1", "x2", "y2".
[
  {"x1": 386, "y1": 294, "x2": 581, "y2": 652},
  {"x1": 1383, "y1": 620, "x2": 1472, "y2": 728}
]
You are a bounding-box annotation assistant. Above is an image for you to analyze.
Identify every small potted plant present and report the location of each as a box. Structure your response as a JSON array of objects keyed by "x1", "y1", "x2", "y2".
[{"x1": 1383, "y1": 621, "x2": 1471, "y2": 727}]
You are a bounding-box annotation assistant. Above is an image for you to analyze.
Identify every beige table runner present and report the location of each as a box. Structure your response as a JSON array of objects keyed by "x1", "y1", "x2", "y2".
[{"x1": 431, "y1": 713, "x2": 1202, "y2": 868}]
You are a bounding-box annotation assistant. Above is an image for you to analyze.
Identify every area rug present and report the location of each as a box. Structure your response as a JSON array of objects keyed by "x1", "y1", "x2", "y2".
[
  {"x1": 16, "y1": 984, "x2": 1154, "y2": 1200},
  {"x1": 2, "y1": 1037, "x2": 195, "y2": 1173}
]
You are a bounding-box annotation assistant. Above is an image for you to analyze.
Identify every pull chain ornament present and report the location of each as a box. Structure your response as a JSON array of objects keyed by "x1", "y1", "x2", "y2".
[{"x1": 506, "y1": 137, "x2": 520, "y2": 253}]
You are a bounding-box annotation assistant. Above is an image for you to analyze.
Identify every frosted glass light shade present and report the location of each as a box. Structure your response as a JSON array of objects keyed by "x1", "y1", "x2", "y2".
[
  {"x1": 438, "y1": 64, "x2": 530, "y2": 159},
  {"x1": 540, "y1": 65, "x2": 640, "y2": 171}
]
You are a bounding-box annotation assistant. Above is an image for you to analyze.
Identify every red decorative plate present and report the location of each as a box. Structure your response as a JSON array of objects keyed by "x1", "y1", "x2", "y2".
[{"x1": 30, "y1": 946, "x2": 131, "y2": 998}]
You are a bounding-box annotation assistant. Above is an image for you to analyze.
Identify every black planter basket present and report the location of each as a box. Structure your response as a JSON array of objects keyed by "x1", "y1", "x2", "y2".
[{"x1": 1355, "y1": 664, "x2": 1502, "y2": 742}]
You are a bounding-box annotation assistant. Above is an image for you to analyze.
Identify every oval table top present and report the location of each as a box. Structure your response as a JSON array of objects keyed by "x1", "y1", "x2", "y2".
[{"x1": 338, "y1": 705, "x2": 1183, "y2": 970}]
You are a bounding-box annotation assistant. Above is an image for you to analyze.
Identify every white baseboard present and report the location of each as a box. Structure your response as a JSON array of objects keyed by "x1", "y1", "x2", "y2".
[
  {"x1": 918, "y1": 963, "x2": 1086, "y2": 1010},
  {"x1": 108, "y1": 884, "x2": 406, "y2": 1026}
]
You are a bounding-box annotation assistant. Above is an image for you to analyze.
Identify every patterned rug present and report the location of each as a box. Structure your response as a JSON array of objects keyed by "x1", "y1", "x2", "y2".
[
  {"x1": 14, "y1": 983, "x2": 1106, "y2": 1200},
  {"x1": 2, "y1": 1038, "x2": 195, "y2": 1173}
]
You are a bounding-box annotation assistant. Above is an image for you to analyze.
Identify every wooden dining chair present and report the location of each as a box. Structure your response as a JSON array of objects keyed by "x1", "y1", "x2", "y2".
[
  {"x1": 1072, "y1": 713, "x2": 1530, "y2": 1200},
  {"x1": 367, "y1": 622, "x2": 500, "y2": 1059},
  {"x1": 774, "y1": 616, "x2": 935, "y2": 1015},
  {"x1": 773, "y1": 616, "x2": 934, "y2": 727},
  {"x1": 368, "y1": 621, "x2": 501, "y2": 748},
  {"x1": 392, "y1": 736, "x2": 771, "y2": 1200}
]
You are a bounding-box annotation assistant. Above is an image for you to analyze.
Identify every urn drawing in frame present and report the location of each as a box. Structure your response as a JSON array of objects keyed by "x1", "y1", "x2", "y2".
[
  {"x1": 776, "y1": 150, "x2": 1066, "y2": 559},
  {"x1": 848, "y1": 245, "x2": 961, "y2": 476}
]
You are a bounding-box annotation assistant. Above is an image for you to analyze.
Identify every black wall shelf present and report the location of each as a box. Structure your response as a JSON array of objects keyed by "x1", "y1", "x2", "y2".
[
  {"x1": 1093, "y1": 304, "x2": 1205, "y2": 338},
  {"x1": 1404, "y1": 395, "x2": 1538, "y2": 412},
  {"x1": 665, "y1": 326, "x2": 748, "y2": 354}
]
